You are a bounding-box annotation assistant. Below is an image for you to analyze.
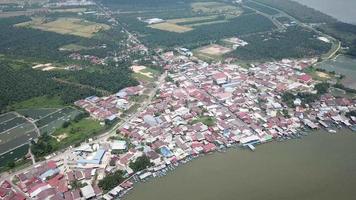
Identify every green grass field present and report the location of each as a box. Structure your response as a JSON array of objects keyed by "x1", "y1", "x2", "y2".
[
  {"x1": 9, "y1": 96, "x2": 64, "y2": 110},
  {"x1": 51, "y1": 118, "x2": 104, "y2": 149},
  {"x1": 191, "y1": 116, "x2": 216, "y2": 126}
]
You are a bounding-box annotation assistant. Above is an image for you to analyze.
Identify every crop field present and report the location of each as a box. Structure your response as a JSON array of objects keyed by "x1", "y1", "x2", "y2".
[
  {"x1": 35, "y1": 107, "x2": 82, "y2": 134},
  {"x1": 198, "y1": 44, "x2": 233, "y2": 56},
  {"x1": 0, "y1": 144, "x2": 29, "y2": 169},
  {"x1": 18, "y1": 108, "x2": 60, "y2": 120},
  {"x1": 0, "y1": 113, "x2": 37, "y2": 156},
  {"x1": 16, "y1": 17, "x2": 111, "y2": 38},
  {"x1": 149, "y1": 22, "x2": 193, "y2": 33},
  {"x1": 0, "y1": 113, "x2": 17, "y2": 123},
  {"x1": 0, "y1": 117, "x2": 28, "y2": 133}
]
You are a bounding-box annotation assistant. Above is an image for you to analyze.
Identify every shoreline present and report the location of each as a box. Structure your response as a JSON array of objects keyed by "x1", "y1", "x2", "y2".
[
  {"x1": 111, "y1": 126, "x2": 354, "y2": 200},
  {"x1": 122, "y1": 128, "x2": 356, "y2": 200}
]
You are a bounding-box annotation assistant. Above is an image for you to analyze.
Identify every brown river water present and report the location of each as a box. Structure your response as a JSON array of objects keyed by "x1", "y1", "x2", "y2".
[{"x1": 125, "y1": 129, "x2": 356, "y2": 200}]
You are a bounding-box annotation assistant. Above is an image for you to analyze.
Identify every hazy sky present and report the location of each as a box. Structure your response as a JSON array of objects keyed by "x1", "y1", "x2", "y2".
[{"x1": 293, "y1": 0, "x2": 356, "y2": 24}]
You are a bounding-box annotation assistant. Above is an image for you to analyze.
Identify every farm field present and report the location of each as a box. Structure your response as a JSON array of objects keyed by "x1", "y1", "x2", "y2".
[
  {"x1": 0, "y1": 113, "x2": 37, "y2": 156},
  {"x1": 16, "y1": 17, "x2": 111, "y2": 38},
  {"x1": 35, "y1": 107, "x2": 82, "y2": 134},
  {"x1": 0, "y1": 112, "x2": 17, "y2": 123},
  {"x1": 18, "y1": 108, "x2": 60, "y2": 120},
  {"x1": 0, "y1": 144, "x2": 29, "y2": 170},
  {"x1": 0, "y1": 117, "x2": 28, "y2": 133}
]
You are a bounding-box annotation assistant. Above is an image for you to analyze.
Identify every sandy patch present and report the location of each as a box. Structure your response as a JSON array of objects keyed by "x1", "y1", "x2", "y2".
[
  {"x1": 131, "y1": 65, "x2": 153, "y2": 78},
  {"x1": 316, "y1": 71, "x2": 330, "y2": 79}
]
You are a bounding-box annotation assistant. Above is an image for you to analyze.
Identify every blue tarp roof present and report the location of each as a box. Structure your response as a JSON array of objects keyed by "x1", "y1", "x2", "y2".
[
  {"x1": 39, "y1": 168, "x2": 60, "y2": 180},
  {"x1": 160, "y1": 146, "x2": 173, "y2": 158}
]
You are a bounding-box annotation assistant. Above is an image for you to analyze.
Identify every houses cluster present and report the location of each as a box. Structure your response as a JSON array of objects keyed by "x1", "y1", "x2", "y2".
[
  {"x1": 9, "y1": 160, "x2": 101, "y2": 200},
  {"x1": 0, "y1": 180, "x2": 25, "y2": 200},
  {"x1": 69, "y1": 53, "x2": 106, "y2": 65},
  {"x1": 74, "y1": 86, "x2": 144, "y2": 121},
  {"x1": 6, "y1": 51, "x2": 354, "y2": 200}
]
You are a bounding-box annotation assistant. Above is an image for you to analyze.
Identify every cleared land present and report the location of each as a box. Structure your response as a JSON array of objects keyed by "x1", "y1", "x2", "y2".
[
  {"x1": 132, "y1": 66, "x2": 160, "y2": 82},
  {"x1": 16, "y1": 17, "x2": 110, "y2": 38},
  {"x1": 59, "y1": 44, "x2": 91, "y2": 51},
  {"x1": 149, "y1": 22, "x2": 193, "y2": 33},
  {"x1": 198, "y1": 44, "x2": 233, "y2": 56}
]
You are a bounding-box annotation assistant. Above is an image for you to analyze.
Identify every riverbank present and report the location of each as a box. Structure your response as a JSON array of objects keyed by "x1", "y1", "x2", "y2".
[{"x1": 124, "y1": 129, "x2": 356, "y2": 200}]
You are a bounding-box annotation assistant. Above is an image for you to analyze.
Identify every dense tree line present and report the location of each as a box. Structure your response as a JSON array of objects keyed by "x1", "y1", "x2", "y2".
[
  {"x1": 101, "y1": 0, "x2": 192, "y2": 11},
  {"x1": 31, "y1": 133, "x2": 54, "y2": 158},
  {"x1": 230, "y1": 26, "x2": 331, "y2": 60},
  {"x1": 253, "y1": 0, "x2": 336, "y2": 23},
  {"x1": 120, "y1": 13, "x2": 275, "y2": 48},
  {"x1": 129, "y1": 155, "x2": 153, "y2": 172},
  {"x1": 98, "y1": 170, "x2": 125, "y2": 192}
]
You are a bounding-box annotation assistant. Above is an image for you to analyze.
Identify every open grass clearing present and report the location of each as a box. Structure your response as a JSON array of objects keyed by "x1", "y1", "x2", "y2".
[
  {"x1": 191, "y1": 116, "x2": 216, "y2": 127},
  {"x1": 132, "y1": 66, "x2": 160, "y2": 82},
  {"x1": 191, "y1": 2, "x2": 243, "y2": 16},
  {"x1": 16, "y1": 17, "x2": 110, "y2": 38},
  {"x1": 167, "y1": 15, "x2": 218, "y2": 24},
  {"x1": 51, "y1": 118, "x2": 104, "y2": 149},
  {"x1": 59, "y1": 43, "x2": 91, "y2": 51},
  {"x1": 187, "y1": 20, "x2": 228, "y2": 27},
  {"x1": 148, "y1": 22, "x2": 193, "y2": 33},
  {"x1": 9, "y1": 96, "x2": 64, "y2": 110}
]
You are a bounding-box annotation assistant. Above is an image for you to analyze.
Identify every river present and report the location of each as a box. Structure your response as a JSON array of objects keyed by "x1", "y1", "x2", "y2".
[
  {"x1": 293, "y1": 0, "x2": 356, "y2": 25},
  {"x1": 125, "y1": 130, "x2": 356, "y2": 200}
]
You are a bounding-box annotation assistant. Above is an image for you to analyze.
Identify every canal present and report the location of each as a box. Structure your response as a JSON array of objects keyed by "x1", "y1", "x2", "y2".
[{"x1": 125, "y1": 130, "x2": 356, "y2": 200}]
